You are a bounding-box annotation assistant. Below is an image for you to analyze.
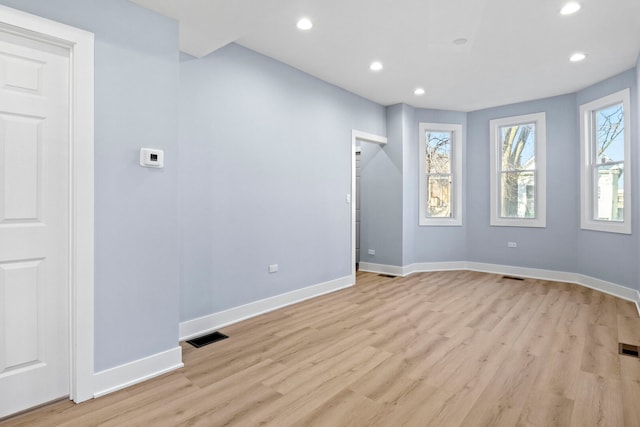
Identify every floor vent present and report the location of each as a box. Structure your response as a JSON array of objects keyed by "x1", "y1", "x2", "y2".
[
  {"x1": 186, "y1": 331, "x2": 229, "y2": 348},
  {"x1": 619, "y1": 343, "x2": 640, "y2": 358},
  {"x1": 378, "y1": 274, "x2": 396, "y2": 278},
  {"x1": 502, "y1": 276, "x2": 525, "y2": 281}
]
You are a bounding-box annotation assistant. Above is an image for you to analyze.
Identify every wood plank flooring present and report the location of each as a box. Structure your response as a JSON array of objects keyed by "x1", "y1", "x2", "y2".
[{"x1": 4, "y1": 271, "x2": 640, "y2": 426}]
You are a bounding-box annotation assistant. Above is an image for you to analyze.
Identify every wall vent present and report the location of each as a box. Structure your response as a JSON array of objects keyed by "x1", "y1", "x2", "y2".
[
  {"x1": 619, "y1": 343, "x2": 640, "y2": 358},
  {"x1": 186, "y1": 331, "x2": 228, "y2": 348}
]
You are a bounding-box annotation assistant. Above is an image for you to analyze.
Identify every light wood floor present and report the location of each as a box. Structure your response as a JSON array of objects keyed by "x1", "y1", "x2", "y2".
[{"x1": 4, "y1": 271, "x2": 640, "y2": 426}]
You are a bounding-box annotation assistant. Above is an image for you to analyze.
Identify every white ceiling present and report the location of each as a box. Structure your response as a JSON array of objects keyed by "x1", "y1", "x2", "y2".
[{"x1": 131, "y1": 0, "x2": 640, "y2": 112}]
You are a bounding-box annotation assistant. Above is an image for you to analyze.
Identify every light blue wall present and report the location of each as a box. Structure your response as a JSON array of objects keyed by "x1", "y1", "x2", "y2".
[
  {"x1": 575, "y1": 70, "x2": 638, "y2": 288},
  {"x1": 637, "y1": 54, "x2": 640, "y2": 291},
  {"x1": 0, "y1": 0, "x2": 181, "y2": 372},
  {"x1": 179, "y1": 44, "x2": 386, "y2": 322},
  {"x1": 401, "y1": 104, "x2": 417, "y2": 266},
  {"x1": 362, "y1": 104, "x2": 469, "y2": 268},
  {"x1": 365, "y1": 73, "x2": 637, "y2": 292},
  {"x1": 466, "y1": 94, "x2": 580, "y2": 274},
  {"x1": 409, "y1": 108, "x2": 468, "y2": 264},
  {"x1": 464, "y1": 69, "x2": 638, "y2": 288},
  {"x1": 358, "y1": 104, "x2": 404, "y2": 267}
]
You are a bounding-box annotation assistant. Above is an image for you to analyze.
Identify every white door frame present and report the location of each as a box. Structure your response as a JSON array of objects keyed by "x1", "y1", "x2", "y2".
[
  {"x1": 0, "y1": 5, "x2": 95, "y2": 403},
  {"x1": 350, "y1": 130, "x2": 387, "y2": 281}
]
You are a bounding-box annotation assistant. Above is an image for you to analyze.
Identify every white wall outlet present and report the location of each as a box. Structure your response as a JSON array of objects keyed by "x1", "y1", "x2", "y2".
[
  {"x1": 346, "y1": 194, "x2": 351, "y2": 204},
  {"x1": 507, "y1": 242, "x2": 517, "y2": 248},
  {"x1": 368, "y1": 249, "x2": 375, "y2": 255},
  {"x1": 140, "y1": 148, "x2": 164, "y2": 168},
  {"x1": 268, "y1": 264, "x2": 278, "y2": 273}
]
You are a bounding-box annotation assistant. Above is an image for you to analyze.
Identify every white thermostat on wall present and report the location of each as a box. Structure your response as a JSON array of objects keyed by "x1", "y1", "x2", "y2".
[{"x1": 140, "y1": 148, "x2": 164, "y2": 168}]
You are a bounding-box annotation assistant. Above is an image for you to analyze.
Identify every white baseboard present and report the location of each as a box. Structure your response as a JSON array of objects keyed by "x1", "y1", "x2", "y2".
[
  {"x1": 179, "y1": 275, "x2": 354, "y2": 341},
  {"x1": 465, "y1": 262, "x2": 638, "y2": 303},
  {"x1": 358, "y1": 262, "x2": 407, "y2": 276},
  {"x1": 92, "y1": 346, "x2": 183, "y2": 398},
  {"x1": 359, "y1": 261, "x2": 467, "y2": 277},
  {"x1": 360, "y1": 261, "x2": 640, "y2": 307},
  {"x1": 404, "y1": 261, "x2": 468, "y2": 276}
]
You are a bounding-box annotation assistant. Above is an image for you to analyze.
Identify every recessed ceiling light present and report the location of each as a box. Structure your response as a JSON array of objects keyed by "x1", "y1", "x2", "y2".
[
  {"x1": 296, "y1": 18, "x2": 313, "y2": 30},
  {"x1": 560, "y1": 2, "x2": 581, "y2": 15},
  {"x1": 369, "y1": 61, "x2": 383, "y2": 71},
  {"x1": 569, "y1": 52, "x2": 586, "y2": 62},
  {"x1": 453, "y1": 38, "x2": 468, "y2": 45},
  {"x1": 414, "y1": 88, "x2": 425, "y2": 96}
]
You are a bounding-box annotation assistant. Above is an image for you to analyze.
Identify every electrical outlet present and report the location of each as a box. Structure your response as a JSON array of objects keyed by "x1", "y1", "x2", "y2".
[
  {"x1": 368, "y1": 249, "x2": 375, "y2": 255},
  {"x1": 268, "y1": 264, "x2": 278, "y2": 273},
  {"x1": 507, "y1": 242, "x2": 517, "y2": 248}
]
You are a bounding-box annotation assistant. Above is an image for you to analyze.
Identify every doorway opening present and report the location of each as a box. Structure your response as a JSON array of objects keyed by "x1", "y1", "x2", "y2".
[{"x1": 350, "y1": 130, "x2": 387, "y2": 281}]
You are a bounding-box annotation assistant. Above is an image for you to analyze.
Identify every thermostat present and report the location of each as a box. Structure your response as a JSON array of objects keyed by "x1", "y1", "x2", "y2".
[{"x1": 140, "y1": 148, "x2": 164, "y2": 168}]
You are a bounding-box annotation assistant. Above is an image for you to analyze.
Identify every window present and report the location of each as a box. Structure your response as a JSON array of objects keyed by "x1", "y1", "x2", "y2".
[
  {"x1": 419, "y1": 122, "x2": 462, "y2": 226},
  {"x1": 490, "y1": 112, "x2": 546, "y2": 227},
  {"x1": 580, "y1": 89, "x2": 631, "y2": 234}
]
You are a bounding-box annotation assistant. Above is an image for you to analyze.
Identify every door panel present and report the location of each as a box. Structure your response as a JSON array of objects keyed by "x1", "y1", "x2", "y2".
[
  {"x1": 0, "y1": 29, "x2": 70, "y2": 418},
  {"x1": 0, "y1": 115, "x2": 43, "y2": 222},
  {"x1": 1, "y1": 259, "x2": 43, "y2": 369}
]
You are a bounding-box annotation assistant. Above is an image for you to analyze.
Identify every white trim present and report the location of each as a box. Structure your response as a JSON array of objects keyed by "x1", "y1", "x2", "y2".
[
  {"x1": 465, "y1": 262, "x2": 638, "y2": 302},
  {"x1": 179, "y1": 275, "x2": 353, "y2": 341},
  {"x1": 405, "y1": 261, "x2": 469, "y2": 275},
  {"x1": 418, "y1": 122, "x2": 463, "y2": 226},
  {"x1": 0, "y1": 6, "x2": 95, "y2": 404},
  {"x1": 352, "y1": 129, "x2": 388, "y2": 145},
  {"x1": 490, "y1": 112, "x2": 546, "y2": 228},
  {"x1": 358, "y1": 261, "x2": 639, "y2": 306},
  {"x1": 351, "y1": 130, "x2": 387, "y2": 278},
  {"x1": 92, "y1": 347, "x2": 183, "y2": 398},
  {"x1": 579, "y1": 88, "x2": 631, "y2": 234},
  {"x1": 358, "y1": 262, "x2": 408, "y2": 276}
]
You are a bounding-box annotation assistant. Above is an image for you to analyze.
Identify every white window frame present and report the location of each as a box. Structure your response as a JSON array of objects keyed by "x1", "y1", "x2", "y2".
[
  {"x1": 579, "y1": 89, "x2": 631, "y2": 234},
  {"x1": 490, "y1": 112, "x2": 546, "y2": 228},
  {"x1": 419, "y1": 122, "x2": 462, "y2": 226}
]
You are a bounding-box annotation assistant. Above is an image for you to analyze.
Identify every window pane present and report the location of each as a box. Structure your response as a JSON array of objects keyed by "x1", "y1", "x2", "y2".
[
  {"x1": 501, "y1": 171, "x2": 535, "y2": 218},
  {"x1": 426, "y1": 131, "x2": 451, "y2": 174},
  {"x1": 595, "y1": 103, "x2": 624, "y2": 164},
  {"x1": 595, "y1": 164, "x2": 624, "y2": 221},
  {"x1": 500, "y1": 124, "x2": 535, "y2": 171},
  {"x1": 426, "y1": 175, "x2": 452, "y2": 217}
]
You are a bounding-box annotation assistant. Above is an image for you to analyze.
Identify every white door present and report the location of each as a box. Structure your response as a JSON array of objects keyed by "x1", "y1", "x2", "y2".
[{"x1": 0, "y1": 28, "x2": 70, "y2": 418}]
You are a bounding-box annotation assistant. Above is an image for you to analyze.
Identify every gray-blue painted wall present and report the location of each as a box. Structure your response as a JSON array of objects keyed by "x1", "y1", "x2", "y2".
[
  {"x1": 359, "y1": 104, "x2": 404, "y2": 267},
  {"x1": 409, "y1": 108, "x2": 468, "y2": 265},
  {"x1": 0, "y1": 0, "x2": 181, "y2": 372},
  {"x1": 385, "y1": 69, "x2": 637, "y2": 292},
  {"x1": 179, "y1": 44, "x2": 386, "y2": 322},
  {"x1": 575, "y1": 70, "x2": 639, "y2": 288},
  {"x1": 466, "y1": 94, "x2": 581, "y2": 274},
  {"x1": 637, "y1": 53, "x2": 640, "y2": 291}
]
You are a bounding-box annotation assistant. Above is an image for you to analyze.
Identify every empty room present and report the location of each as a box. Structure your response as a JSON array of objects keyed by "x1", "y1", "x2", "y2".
[{"x1": 1, "y1": 0, "x2": 640, "y2": 425}]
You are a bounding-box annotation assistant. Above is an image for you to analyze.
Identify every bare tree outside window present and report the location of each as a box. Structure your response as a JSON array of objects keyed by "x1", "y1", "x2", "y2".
[
  {"x1": 426, "y1": 131, "x2": 452, "y2": 217},
  {"x1": 594, "y1": 103, "x2": 624, "y2": 221},
  {"x1": 420, "y1": 122, "x2": 462, "y2": 226},
  {"x1": 499, "y1": 124, "x2": 536, "y2": 218}
]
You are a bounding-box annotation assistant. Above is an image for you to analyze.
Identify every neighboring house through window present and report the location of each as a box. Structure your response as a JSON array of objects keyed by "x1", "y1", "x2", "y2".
[
  {"x1": 490, "y1": 112, "x2": 546, "y2": 227},
  {"x1": 580, "y1": 88, "x2": 631, "y2": 234},
  {"x1": 419, "y1": 122, "x2": 462, "y2": 226}
]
